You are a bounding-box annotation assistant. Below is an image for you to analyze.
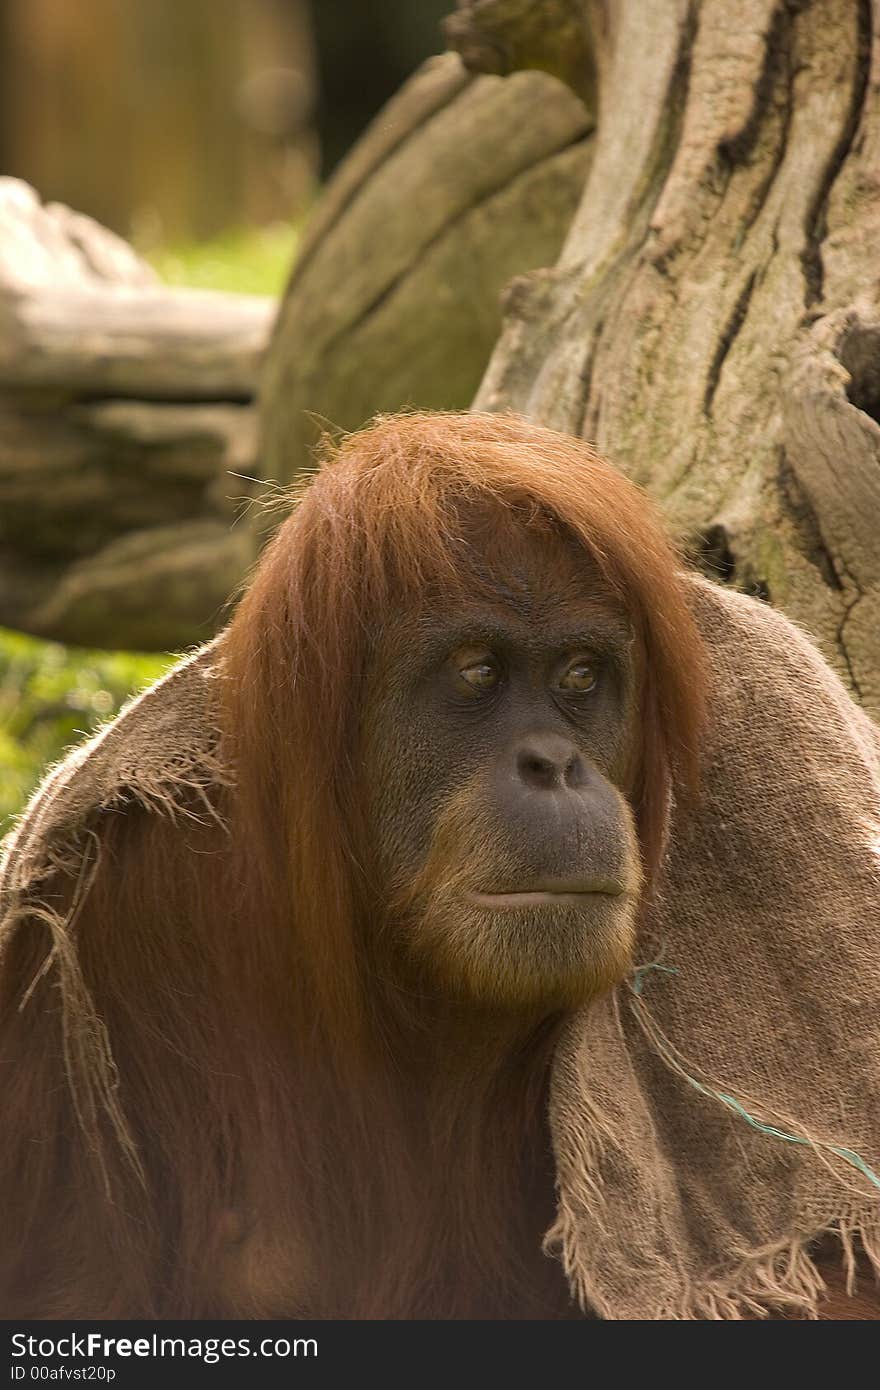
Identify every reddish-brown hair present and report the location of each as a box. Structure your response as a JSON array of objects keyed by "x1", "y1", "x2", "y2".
[
  {"x1": 224, "y1": 410, "x2": 706, "y2": 1038},
  {"x1": 0, "y1": 411, "x2": 707, "y2": 1319}
]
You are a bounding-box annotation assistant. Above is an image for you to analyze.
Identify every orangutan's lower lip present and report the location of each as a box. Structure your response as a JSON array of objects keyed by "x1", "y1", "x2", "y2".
[{"x1": 470, "y1": 884, "x2": 625, "y2": 909}]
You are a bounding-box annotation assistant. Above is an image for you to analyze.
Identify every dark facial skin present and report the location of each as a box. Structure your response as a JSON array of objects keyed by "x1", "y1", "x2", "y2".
[{"x1": 361, "y1": 514, "x2": 644, "y2": 1011}]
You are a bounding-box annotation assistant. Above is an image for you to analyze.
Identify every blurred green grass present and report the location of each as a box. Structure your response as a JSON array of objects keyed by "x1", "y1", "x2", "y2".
[
  {"x1": 0, "y1": 636, "x2": 172, "y2": 832},
  {"x1": 148, "y1": 221, "x2": 297, "y2": 297},
  {"x1": 0, "y1": 222, "x2": 298, "y2": 834}
]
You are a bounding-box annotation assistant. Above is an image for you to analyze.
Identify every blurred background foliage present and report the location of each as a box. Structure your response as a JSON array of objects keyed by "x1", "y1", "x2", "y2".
[
  {"x1": 0, "y1": 0, "x2": 450, "y2": 830},
  {"x1": 0, "y1": 0, "x2": 448, "y2": 245},
  {"x1": 0, "y1": 634, "x2": 170, "y2": 831}
]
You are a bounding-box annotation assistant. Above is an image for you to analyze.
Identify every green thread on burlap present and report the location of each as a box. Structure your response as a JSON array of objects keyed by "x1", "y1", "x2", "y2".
[
  {"x1": 631, "y1": 961, "x2": 679, "y2": 995},
  {"x1": 629, "y1": 961, "x2": 880, "y2": 1193}
]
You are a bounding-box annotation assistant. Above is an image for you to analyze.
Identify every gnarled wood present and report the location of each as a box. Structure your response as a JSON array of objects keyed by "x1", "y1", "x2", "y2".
[
  {"x1": 465, "y1": 0, "x2": 880, "y2": 716},
  {"x1": 259, "y1": 53, "x2": 592, "y2": 492},
  {"x1": 444, "y1": 0, "x2": 594, "y2": 103},
  {"x1": 0, "y1": 179, "x2": 269, "y2": 648},
  {"x1": 0, "y1": 180, "x2": 273, "y2": 398}
]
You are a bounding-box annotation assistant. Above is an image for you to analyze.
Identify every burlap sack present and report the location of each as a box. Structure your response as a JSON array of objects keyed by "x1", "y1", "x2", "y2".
[{"x1": 2, "y1": 575, "x2": 879, "y2": 1318}]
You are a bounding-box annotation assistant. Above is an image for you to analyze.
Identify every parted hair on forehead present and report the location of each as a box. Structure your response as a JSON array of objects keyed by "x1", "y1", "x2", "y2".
[{"x1": 224, "y1": 412, "x2": 707, "y2": 916}]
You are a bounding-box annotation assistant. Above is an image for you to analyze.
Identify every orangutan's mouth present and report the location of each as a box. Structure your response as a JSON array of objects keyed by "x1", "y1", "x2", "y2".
[{"x1": 469, "y1": 879, "x2": 625, "y2": 909}]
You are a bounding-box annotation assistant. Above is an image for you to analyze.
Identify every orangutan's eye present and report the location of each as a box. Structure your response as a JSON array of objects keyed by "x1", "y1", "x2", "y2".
[
  {"x1": 459, "y1": 660, "x2": 500, "y2": 691},
  {"x1": 558, "y1": 659, "x2": 598, "y2": 693}
]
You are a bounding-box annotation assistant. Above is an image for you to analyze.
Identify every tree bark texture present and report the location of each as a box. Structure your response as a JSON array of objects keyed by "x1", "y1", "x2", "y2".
[
  {"x1": 449, "y1": 0, "x2": 880, "y2": 716},
  {"x1": 259, "y1": 53, "x2": 592, "y2": 491}
]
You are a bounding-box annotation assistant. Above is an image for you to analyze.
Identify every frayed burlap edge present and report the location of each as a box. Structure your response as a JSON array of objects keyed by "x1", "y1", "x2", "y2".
[
  {"x1": 545, "y1": 1200, "x2": 880, "y2": 1319},
  {"x1": 544, "y1": 983, "x2": 880, "y2": 1320}
]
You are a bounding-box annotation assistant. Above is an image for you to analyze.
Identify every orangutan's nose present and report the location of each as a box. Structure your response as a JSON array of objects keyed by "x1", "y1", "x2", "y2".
[{"x1": 514, "y1": 734, "x2": 589, "y2": 792}]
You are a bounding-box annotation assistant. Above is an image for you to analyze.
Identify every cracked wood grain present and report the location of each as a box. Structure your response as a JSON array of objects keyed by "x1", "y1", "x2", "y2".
[
  {"x1": 260, "y1": 58, "x2": 592, "y2": 493},
  {"x1": 460, "y1": 0, "x2": 880, "y2": 714}
]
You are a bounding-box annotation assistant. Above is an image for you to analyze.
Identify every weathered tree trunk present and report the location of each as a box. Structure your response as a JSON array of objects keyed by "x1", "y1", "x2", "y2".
[
  {"x1": 0, "y1": 180, "x2": 269, "y2": 649},
  {"x1": 447, "y1": 0, "x2": 880, "y2": 715},
  {"x1": 4, "y1": 2, "x2": 878, "y2": 693},
  {"x1": 259, "y1": 53, "x2": 591, "y2": 492}
]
